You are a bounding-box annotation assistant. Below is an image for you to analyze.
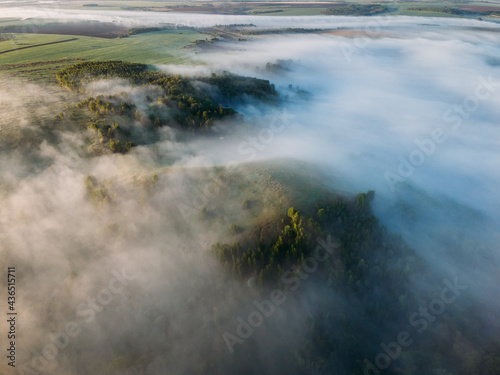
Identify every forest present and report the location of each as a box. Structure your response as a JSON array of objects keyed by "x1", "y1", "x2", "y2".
[
  {"x1": 55, "y1": 61, "x2": 279, "y2": 153},
  {"x1": 211, "y1": 191, "x2": 500, "y2": 374},
  {"x1": 320, "y1": 4, "x2": 388, "y2": 16}
]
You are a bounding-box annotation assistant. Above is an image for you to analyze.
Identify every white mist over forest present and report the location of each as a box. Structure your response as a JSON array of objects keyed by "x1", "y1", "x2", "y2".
[{"x1": 0, "y1": 9, "x2": 499, "y2": 375}]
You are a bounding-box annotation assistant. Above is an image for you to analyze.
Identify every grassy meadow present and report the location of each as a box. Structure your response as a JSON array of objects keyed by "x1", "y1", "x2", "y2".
[{"x1": 0, "y1": 29, "x2": 205, "y2": 82}]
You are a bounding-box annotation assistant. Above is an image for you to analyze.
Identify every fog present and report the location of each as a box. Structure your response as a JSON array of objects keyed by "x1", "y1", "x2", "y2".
[
  {"x1": 190, "y1": 24, "x2": 500, "y2": 327},
  {"x1": 2, "y1": 6, "x2": 500, "y2": 31},
  {"x1": 1, "y1": 11, "x2": 499, "y2": 375}
]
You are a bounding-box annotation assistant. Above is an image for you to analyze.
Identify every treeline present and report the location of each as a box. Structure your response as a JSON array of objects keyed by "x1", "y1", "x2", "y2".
[
  {"x1": 77, "y1": 95, "x2": 135, "y2": 117},
  {"x1": 239, "y1": 28, "x2": 326, "y2": 35},
  {"x1": 118, "y1": 27, "x2": 164, "y2": 38},
  {"x1": 211, "y1": 191, "x2": 500, "y2": 373},
  {"x1": 199, "y1": 72, "x2": 277, "y2": 102},
  {"x1": 56, "y1": 61, "x2": 278, "y2": 131},
  {"x1": 251, "y1": 9, "x2": 283, "y2": 14},
  {"x1": 258, "y1": 59, "x2": 293, "y2": 74},
  {"x1": 118, "y1": 26, "x2": 196, "y2": 38},
  {"x1": 212, "y1": 191, "x2": 421, "y2": 297},
  {"x1": 56, "y1": 61, "x2": 149, "y2": 90},
  {"x1": 321, "y1": 4, "x2": 388, "y2": 16},
  {"x1": 212, "y1": 206, "x2": 321, "y2": 286},
  {"x1": 407, "y1": 6, "x2": 463, "y2": 15},
  {"x1": 210, "y1": 191, "x2": 450, "y2": 374},
  {"x1": 215, "y1": 24, "x2": 256, "y2": 28},
  {"x1": 87, "y1": 118, "x2": 133, "y2": 154},
  {"x1": 74, "y1": 95, "x2": 135, "y2": 153}
]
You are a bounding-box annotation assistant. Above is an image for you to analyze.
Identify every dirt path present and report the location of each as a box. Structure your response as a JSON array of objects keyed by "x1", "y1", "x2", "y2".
[{"x1": 0, "y1": 38, "x2": 78, "y2": 56}]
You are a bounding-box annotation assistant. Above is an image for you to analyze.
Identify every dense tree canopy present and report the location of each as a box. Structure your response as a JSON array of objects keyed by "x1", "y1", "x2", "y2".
[
  {"x1": 57, "y1": 61, "x2": 278, "y2": 133},
  {"x1": 321, "y1": 4, "x2": 388, "y2": 16},
  {"x1": 210, "y1": 191, "x2": 498, "y2": 374}
]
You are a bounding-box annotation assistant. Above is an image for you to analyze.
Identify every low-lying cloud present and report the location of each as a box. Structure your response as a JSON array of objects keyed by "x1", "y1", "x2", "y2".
[{"x1": 0, "y1": 11, "x2": 499, "y2": 375}]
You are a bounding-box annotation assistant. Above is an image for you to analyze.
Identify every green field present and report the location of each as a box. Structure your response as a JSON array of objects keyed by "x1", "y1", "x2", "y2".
[
  {"x1": 389, "y1": 3, "x2": 464, "y2": 17},
  {"x1": 44, "y1": 0, "x2": 499, "y2": 17},
  {"x1": 5, "y1": 0, "x2": 499, "y2": 17},
  {"x1": 39, "y1": 0, "x2": 336, "y2": 15},
  {"x1": 0, "y1": 29, "x2": 205, "y2": 82},
  {"x1": 0, "y1": 0, "x2": 495, "y2": 83}
]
